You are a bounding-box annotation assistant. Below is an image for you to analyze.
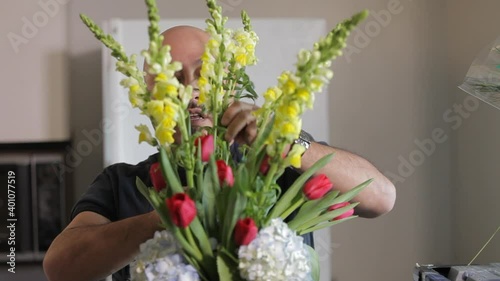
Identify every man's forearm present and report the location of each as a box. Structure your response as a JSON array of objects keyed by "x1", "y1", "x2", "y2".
[
  {"x1": 44, "y1": 212, "x2": 162, "y2": 281},
  {"x1": 300, "y1": 142, "x2": 396, "y2": 218}
]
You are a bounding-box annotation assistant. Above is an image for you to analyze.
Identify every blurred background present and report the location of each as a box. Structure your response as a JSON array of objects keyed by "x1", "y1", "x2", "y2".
[{"x1": 1, "y1": 0, "x2": 499, "y2": 280}]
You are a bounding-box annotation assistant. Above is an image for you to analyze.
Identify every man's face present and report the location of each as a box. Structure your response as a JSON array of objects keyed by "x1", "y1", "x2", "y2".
[{"x1": 145, "y1": 26, "x2": 213, "y2": 143}]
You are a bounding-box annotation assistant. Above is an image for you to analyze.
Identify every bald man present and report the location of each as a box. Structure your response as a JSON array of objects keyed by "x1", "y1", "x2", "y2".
[{"x1": 43, "y1": 26, "x2": 396, "y2": 281}]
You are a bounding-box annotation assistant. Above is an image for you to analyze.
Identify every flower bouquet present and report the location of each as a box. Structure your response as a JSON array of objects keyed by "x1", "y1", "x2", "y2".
[
  {"x1": 459, "y1": 35, "x2": 500, "y2": 109},
  {"x1": 80, "y1": 0, "x2": 372, "y2": 280}
]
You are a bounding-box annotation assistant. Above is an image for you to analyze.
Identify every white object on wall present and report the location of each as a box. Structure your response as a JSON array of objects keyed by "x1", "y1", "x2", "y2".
[{"x1": 101, "y1": 18, "x2": 332, "y2": 280}]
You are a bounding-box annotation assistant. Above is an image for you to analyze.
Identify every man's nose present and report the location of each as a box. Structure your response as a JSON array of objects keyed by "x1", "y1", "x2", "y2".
[{"x1": 187, "y1": 81, "x2": 200, "y2": 107}]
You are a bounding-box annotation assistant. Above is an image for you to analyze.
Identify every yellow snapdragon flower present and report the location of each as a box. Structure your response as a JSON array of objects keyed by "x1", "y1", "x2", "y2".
[
  {"x1": 135, "y1": 124, "x2": 155, "y2": 146},
  {"x1": 155, "y1": 118, "x2": 176, "y2": 145}
]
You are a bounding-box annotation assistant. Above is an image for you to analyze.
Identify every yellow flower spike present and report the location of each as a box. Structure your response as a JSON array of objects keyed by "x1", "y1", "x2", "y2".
[
  {"x1": 178, "y1": 85, "x2": 193, "y2": 107},
  {"x1": 155, "y1": 127, "x2": 175, "y2": 145},
  {"x1": 128, "y1": 85, "x2": 145, "y2": 108},
  {"x1": 279, "y1": 102, "x2": 300, "y2": 118},
  {"x1": 129, "y1": 94, "x2": 142, "y2": 108},
  {"x1": 208, "y1": 38, "x2": 219, "y2": 49},
  {"x1": 155, "y1": 73, "x2": 168, "y2": 82},
  {"x1": 235, "y1": 53, "x2": 247, "y2": 66},
  {"x1": 280, "y1": 121, "x2": 298, "y2": 136},
  {"x1": 199, "y1": 91, "x2": 207, "y2": 104},
  {"x1": 162, "y1": 100, "x2": 179, "y2": 119},
  {"x1": 283, "y1": 79, "x2": 297, "y2": 94},
  {"x1": 130, "y1": 84, "x2": 141, "y2": 94},
  {"x1": 310, "y1": 79, "x2": 323, "y2": 92},
  {"x1": 198, "y1": 76, "x2": 208, "y2": 88},
  {"x1": 278, "y1": 72, "x2": 290, "y2": 85},
  {"x1": 296, "y1": 88, "x2": 312, "y2": 104},
  {"x1": 135, "y1": 124, "x2": 155, "y2": 146},
  {"x1": 152, "y1": 84, "x2": 166, "y2": 100},
  {"x1": 263, "y1": 87, "x2": 279, "y2": 102},
  {"x1": 146, "y1": 100, "x2": 165, "y2": 123},
  {"x1": 155, "y1": 117, "x2": 177, "y2": 145},
  {"x1": 165, "y1": 84, "x2": 178, "y2": 97},
  {"x1": 201, "y1": 63, "x2": 215, "y2": 77},
  {"x1": 287, "y1": 144, "x2": 306, "y2": 168},
  {"x1": 201, "y1": 52, "x2": 212, "y2": 64}
]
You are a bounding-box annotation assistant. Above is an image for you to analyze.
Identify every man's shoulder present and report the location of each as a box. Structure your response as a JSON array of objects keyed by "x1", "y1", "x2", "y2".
[{"x1": 104, "y1": 153, "x2": 158, "y2": 178}]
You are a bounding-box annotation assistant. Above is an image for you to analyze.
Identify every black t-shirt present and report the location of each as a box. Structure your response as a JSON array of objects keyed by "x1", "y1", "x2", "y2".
[{"x1": 71, "y1": 153, "x2": 314, "y2": 281}]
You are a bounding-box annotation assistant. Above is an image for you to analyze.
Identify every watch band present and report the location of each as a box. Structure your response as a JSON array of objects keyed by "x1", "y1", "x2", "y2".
[{"x1": 293, "y1": 130, "x2": 313, "y2": 152}]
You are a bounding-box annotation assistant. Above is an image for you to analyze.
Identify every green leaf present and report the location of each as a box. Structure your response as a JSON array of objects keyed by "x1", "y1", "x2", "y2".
[
  {"x1": 305, "y1": 245, "x2": 320, "y2": 281},
  {"x1": 295, "y1": 190, "x2": 340, "y2": 219},
  {"x1": 202, "y1": 168, "x2": 217, "y2": 237},
  {"x1": 160, "y1": 147, "x2": 184, "y2": 194},
  {"x1": 216, "y1": 250, "x2": 243, "y2": 281},
  {"x1": 217, "y1": 254, "x2": 232, "y2": 281},
  {"x1": 290, "y1": 178, "x2": 372, "y2": 230},
  {"x1": 136, "y1": 177, "x2": 172, "y2": 229},
  {"x1": 189, "y1": 217, "x2": 214, "y2": 258},
  {"x1": 295, "y1": 202, "x2": 359, "y2": 232},
  {"x1": 222, "y1": 188, "x2": 247, "y2": 249},
  {"x1": 299, "y1": 216, "x2": 357, "y2": 235},
  {"x1": 268, "y1": 153, "x2": 334, "y2": 220},
  {"x1": 329, "y1": 178, "x2": 373, "y2": 206}
]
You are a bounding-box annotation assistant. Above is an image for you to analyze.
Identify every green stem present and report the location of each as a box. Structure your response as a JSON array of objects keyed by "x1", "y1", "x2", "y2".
[
  {"x1": 263, "y1": 163, "x2": 278, "y2": 192},
  {"x1": 178, "y1": 109, "x2": 195, "y2": 188},
  {"x1": 187, "y1": 169, "x2": 194, "y2": 188},
  {"x1": 173, "y1": 228, "x2": 203, "y2": 262},
  {"x1": 182, "y1": 227, "x2": 203, "y2": 260},
  {"x1": 468, "y1": 225, "x2": 500, "y2": 265},
  {"x1": 182, "y1": 227, "x2": 217, "y2": 281}
]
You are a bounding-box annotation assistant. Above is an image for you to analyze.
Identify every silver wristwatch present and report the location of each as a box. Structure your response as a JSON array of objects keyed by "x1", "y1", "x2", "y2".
[{"x1": 293, "y1": 130, "x2": 313, "y2": 152}]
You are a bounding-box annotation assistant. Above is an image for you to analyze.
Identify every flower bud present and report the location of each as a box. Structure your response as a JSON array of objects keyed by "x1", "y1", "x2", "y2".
[
  {"x1": 303, "y1": 174, "x2": 333, "y2": 200},
  {"x1": 166, "y1": 193, "x2": 197, "y2": 228},
  {"x1": 328, "y1": 202, "x2": 354, "y2": 221},
  {"x1": 216, "y1": 159, "x2": 234, "y2": 187},
  {"x1": 234, "y1": 218, "x2": 258, "y2": 246},
  {"x1": 259, "y1": 155, "x2": 270, "y2": 175},
  {"x1": 194, "y1": 134, "x2": 214, "y2": 162},
  {"x1": 149, "y1": 162, "x2": 166, "y2": 192}
]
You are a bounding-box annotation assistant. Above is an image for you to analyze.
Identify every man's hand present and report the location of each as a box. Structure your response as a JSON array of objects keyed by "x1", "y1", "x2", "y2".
[{"x1": 221, "y1": 100, "x2": 259, "y2": 145}]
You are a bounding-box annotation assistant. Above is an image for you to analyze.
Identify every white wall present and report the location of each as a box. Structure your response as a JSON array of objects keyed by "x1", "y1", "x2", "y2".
[{"x1": 0, "y1": 0, "x2": 69, "y2": 143}]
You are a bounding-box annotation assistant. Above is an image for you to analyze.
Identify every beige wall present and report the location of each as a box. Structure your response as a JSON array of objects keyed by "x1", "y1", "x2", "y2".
[
  {"x1": 3, "y1": 0, "x2": 500, "y2": 280},
  {"x1": 0, "y1": 0, "x2": 68, "y2": 143},
  {"x1": 330, "y1": 1, "x2": 453, "y2": 280},
  {"x1": 447, "y1": 0, "x2": 500, "y2": 264}
]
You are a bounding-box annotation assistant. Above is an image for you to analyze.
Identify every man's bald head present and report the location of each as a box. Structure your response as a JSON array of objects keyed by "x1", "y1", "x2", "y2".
[{"x1": 144, "y1": 26, "x2": 209, "y2": 90}]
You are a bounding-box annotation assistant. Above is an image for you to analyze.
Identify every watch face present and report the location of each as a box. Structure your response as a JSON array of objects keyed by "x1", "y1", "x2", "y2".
[{"x1": 299, "y1": 130, "x2": 314, "y2": 142}]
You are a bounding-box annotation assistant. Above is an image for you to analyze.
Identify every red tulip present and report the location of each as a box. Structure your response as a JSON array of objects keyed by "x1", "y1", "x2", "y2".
[
  {"x1": 166, "y1": 193, "x2": 197, "y2": 228},
  {"x1": 234, "y1": 218, "x2": 258, "y2": 246},
  {"x1": 216, "y1": 160, "x2": 234, "y2": 187},
  {"x1": 149, "y1": 162, "x2": 166, "y2": 192},
  {"x1": 259, "y1": 155, "x2": 270, "y2": 175},
  {"x1": 194, "y1": 134, "x2": 214, "y2": 162},
  {"x1": 328, "y1": 202, "x2": 354, "y2": 221},
  {"x1": 303, "y1": 174, "x2": 333, "y2": 200}
]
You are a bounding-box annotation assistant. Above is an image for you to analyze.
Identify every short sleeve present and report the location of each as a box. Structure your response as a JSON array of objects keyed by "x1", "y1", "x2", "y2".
[{"x1": 70, "y1": 167, "x2": 118, "y2": 221}]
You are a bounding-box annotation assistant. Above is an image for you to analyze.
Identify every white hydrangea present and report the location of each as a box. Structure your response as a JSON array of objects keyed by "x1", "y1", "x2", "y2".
[
  {"x1": 238, "y1": 219, "x2": 312, "y2": 281},
  {"x1": 130, "y1": 230, "x2": 200, "y2": 281}
]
